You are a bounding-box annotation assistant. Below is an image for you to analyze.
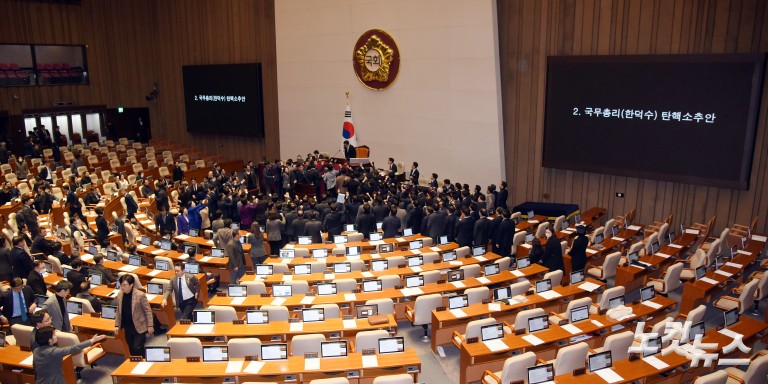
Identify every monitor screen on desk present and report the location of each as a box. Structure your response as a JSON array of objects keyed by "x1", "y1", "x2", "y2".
[
  {"x1": 141, "y1": 236, "x2": 151, "y2": 246},
  {"x1": 128, "y1": 255, "x2": 142, "y2": 267},
  {"x1": 227, "y1": 285, "x2": 246, "y2": 297},
  {"x1": 294, "y1": 264, "x2": 311, "y2": 275},
  {"x1": 448, "y1": 270, "x2": 464, "y2": 282},
  {"x1": 346, "y1": 246, "x2": 361, "y2": 257},
  {"x1": 43, "y1": 261, "x2": 52, "y2": 274},
  {"x1": 246, "y1": 310, "x2": 269, "y2": 324},
  {"x1": 183, "y1": 262, "x2": 200, "y2": 274},
  {"x1": 403, "y1": 228, "x2": 413, "y2": 237},
  {"x1": 651, "y1": 241, "x2": 661, "y2": 254},
  {"x1": 89, "y1": 273, "x2": 103, "y2": 287},
  {"x1": 261, "y1": 344, "x2": 288, "y2": 360},
  {"x1": 594, "y1": 233, "x2": 604, "y2": 245},
  {"x1": 405, "y1": 275, "x2": 424, "y2": 288},
  {"x1": 643, "y1": 337, "x2": 662, "y2": 357},
  {"x1": 472, "y1": 246, "x2": 486, "y2": 256},
  {"x1": 302, "y1": 308, "x2": 324, "y2": 322},
  {"x1": 525, "y1": 233, "x2": 535, "y2": 243},
  {"x1": 231, "y1": 223, "x2": 239, "y2": 231},
  {"x1": 334, "y1": 235, "x2": 347, "y2": 245},
  {"x1": 612, "y1": 225, "x2": 620, "y2": 237},
  {"x1": 668, "y1": 231, "x2": 676, "y2": 244},
  {"x1": 62, "y1": 265, "x2": 73, "y2": 278},
  {"x1": 238, "y1": 235, "x2": 246, "y2": 245},
  {"x1": 272, "y1": 284, "x2": 292, "y2": 298},
  {"x1": 438, "y1": 235, "x2": 449, "y2": 245},
  {"x1": 689, "y1": 321, "x2": 705, "y2": 343},
  {"x1": 480, "y1": 323, "x2": 504, "y2": 341},
  {"x1": 628, "y1": 252, "x2": 639, "y2": 264},
  {"x1": 321, "y1": 341, "x2": 348, "y2": 358},
  {"x1": 160, "y1": 239, "x2": 172, "y2": 251},
  {"x1": 202, "y1": 346, "x2": 228, "y2": 362},
  {"x1": 528, "y1": 315, "x2": 549, "y2": 333},
  {"x1": 370, "y1": 232, "x2": 382, "y2": 241},
  {"x1": 279, "y1": 249, "x2": 295, "y2": 259},
  {"x1": 442, "y1": 251, "x2": 457, "y2": 262},
  {"x1": 102, "y1": 305, "x2": 116, "y2": 320},
  {"x1": 527, "y1": 210, "x2": 535, "y2": 218},
  {"x1": 409, "y1": 240, "x2": 423, "y2": 250},
  {"x1": 724, "y1": 308, "x2": 739, "y2": 327},
  {"x1": 484, "y1": 263, "x2": 500, "y2": 276},
  {"x1": 356, "y1": 305, "x2": 378, "y2": 319},
  {"x1": 66, "y1": 301, "x2": 82, "y2": 315},
  {"x1": 376, "y1": 222, "x2": 383, "y2": 230},
  {"x1": 528, "y1": 364, "x2": 555, "y2": 384},
  {"x1": 588, "y1": 351, "x2": 612, "y2": 372},
  {"x1": 407, "y1": 256, "x2": 423, "y2": 267},
  {"x1": 562, "y1": 220, "x2": 570, "y2": 230},
  {"x1": 146, "y1": 282, "x2": 163, "y2": 295},
  {"x1": 88, "y1": 245, "x2": 98, "y2": 255},
  {"x1": 378, "y1": 336, "x2": 405, "y2": 354},
  {"x1": 608, "y1": 295, "x2": 625, "y2": 309},
  {"x1": 570, "y1": 270, "x2": 585, "y2": 284},
  {"x1": 106, "y1": 250, "x2": 118, "y2": 262},
  {"x1": 189, "y1": 228, "x2": 199, "y2": 237},
  {"x1": 493, "y1": 287, "x2": 511, "y2": 302},
  {"x1": 316, "y1": 283, "x2": 337, "y2": 296},
  {"x1": 362, "y1": 279, "x2": 382, "y2": 292},
  {"x1": 193, "y1": 310, "x2": 215, "y2": 324},
  {"x1": 312, "y1": 248, "x2": 328, "y2": 258},
  {"x1": 255, "y1": 265, "x2": 273, "y2": 276},
  {"x1": 145, "y1": 346, "x2": 171, "y2": 362},
  {"x1": 155, "y1": 259, "x2": 169, "y2": 271},
  {"x1": 371, "y1": 259, "x2": 388, "y2": 272},
  {"x1": 211, "y1": 248, "x2": 224, "y2": 258},
  {"x1": 333, "y1": 262, "x2": 351, "y2": 273},
  {"x1": 184, "y1": 244, "x2": 198, "y2": 256},
  {"x1": 297, "y1": 236, "x2": 312, "y2": 245},
  {"x1": 448, "y1": 294, "x2": 469, "y2": 310},
  {"x1": 570, "y1": 305, "x2": 590, "y2": 323},
  {"x1": 35, "y1": 294, "x2": 47, "y2": 307},
  {"x1": 516, "y1": 257, "x2": 530, "y2": 270},
  {"x1": 695, "y1": 266, "x2": 707, "y2": 280},
  {"x1": 378, "y1": 243, "x2": 395, "y2": 254},
  {"x1": 535, "y1": 279, "x2": 552, "y2": 293},
  {"x1": 640, "y1": 286, "x2": 655, "y2": 302},
  {"x1": 344, "y1": 224, "x2": 355, "y2": 232}
]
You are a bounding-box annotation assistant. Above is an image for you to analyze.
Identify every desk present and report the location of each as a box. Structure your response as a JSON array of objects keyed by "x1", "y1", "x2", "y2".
[
  {"x1": 285, "y1": 234, "x2": 432, "y2": 251},
  {"x1": 0, "y1": 345, "x2": 77, "y2": 384},
  {"x1": 264, "y1": 242, "x2": 459, "y2": 266},
  {"x1": 70, "y1": 314, "x2": 131, "y2": 357},
  {"x1": 430, "y1": 278, "x2": 606, "y2": 352},
  {"x1": 458, "y1": 296, "x2": 677, "y2": 384},
  {"x1": 84, "y1": 285, "x2": 178, "y2": 326},
  {"x1": 512, "y1": 202, "x2": 579, "y2": 221},
  {"x1": 111, "y1": 350, "x2": 422, "y2": 383}
]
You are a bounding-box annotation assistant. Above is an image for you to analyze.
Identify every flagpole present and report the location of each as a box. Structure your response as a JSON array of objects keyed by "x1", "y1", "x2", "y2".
[{"x1": 345, "y1": 90, "x2": 349, "y2": 106}]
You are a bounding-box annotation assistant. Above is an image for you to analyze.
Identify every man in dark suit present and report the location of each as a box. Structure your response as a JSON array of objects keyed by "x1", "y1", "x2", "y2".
[
  {"x1": 304, "y1": 211, "x2": 323, "y2": 244},
  {"x1": 38, "y1": 161, "x2": 54, "y2": 184},
  {"x1": 0, "y1": 278, "x2": 36, "y2": 326},
  {"x1": 426, "y1": 205, "x2": 447, "y2": 242},
  {"x1": 95, "y1": 207, "x2": 110, "y2": 245},
  {"x1": 65, "y1": 184, "x2": 87, "y2": 222},
  {"x1": 343, "y1": 140, "x2": 356, "y2": 159},
  {"x1": 291, "y1": 210, "x2": 308, "y2": 241},
  {"x1": 0, "y1": 237, "x2": 11, "y2": 282},
  {"x1": 26, "y1": 260, "x2": 47, "y2": 296},
  {"x1": 155, "y1": 206, "x2": 176, "y2": 235},
  {"x1": 355, "y1": 204, "x2": 376, "y2": 240},
  {"x1": 381, "y1": 206, "x2": 401, "y2": 238},
  {"x1": 91, "y1": 255, "x2": 116, "y2": 285},
  {"x1": 492, "y1": 210, "x2": 514, "y2": 257},
  {"x1": 162, "y1": 262, "x2": 200, "y2": 320},
  {"x1": 495, "y1": 181, "x2": 509, "y2": 210},
  {"x1": 84, "y1": 185, "x2": 101, "y2": 205},
  {"x1": 66, "y1": 259, "x2": 90, "y2": 297},
  {"x1": 322, "y1": 203, "x2": 344, "y2": 238},
  {"x1": 123, "y1": 189, "x2": 138, "y2": 219},
  {"x1": 473, "y1": 208, "x2": 492, "y2": 248},
  {"x1": 11, "y1": 235, "x2": 33, "y2": 279},
  {"x1": 409, "y1": 162, "x2": 420, "y2": 185},
  {"x1": 454, "y1": 207, "x2": 473, "y2": 247},
  {"x1": 31, "y1": 233, "x2": 55, "y2": 256},
  {"x1": 18, "y1": 195, "x2": 40, "y2": 238}
]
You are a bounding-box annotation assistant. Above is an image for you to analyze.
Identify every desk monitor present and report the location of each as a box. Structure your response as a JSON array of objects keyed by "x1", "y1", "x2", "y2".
[
  {"x1": 356, "y1": 304, "x2": 378, "y2": 319},
  {"x1": 145, "y1": 346, "x2": 171, "y2": 362},
  {"x1": 272, "y1": 284, "x2": 292, "y2": 298},
  {"x1": 407, "y1": 256, "x2": 423, "y2": 267},
  {"x1": 370, "y1": 232, "x2": 383, "y2": 241},
  {"x1": 484, "y1": 263, "x2": 500, "y2": 276},
  {"x1": 628, "y1": 252, "x2": 639, "y2": 264},
  {"x1": 43, "y1": 261, "x2": 52, "y2": 274},
  {"x1": 35, "y1": 294, "x2": 47, "y2": 307},
  {"x1": 321, "y1": 340, "x2": 348, "y2": 358},
  {"x1": 442, "y1": 251, "x2": 457, "y2": 262},
  {"x1": 189, "y1": 228, "x2": 199, "y2": 237},
  {"x1": 378, "y1": 336, "x2": 405, "y2": 354},
  {"x1": 227, "y1": 285, "x2": 247, "y2": 297},
  {"x1": 516, "y1": 257, "x2": 531, "y2": 270},
  {"x1": 378, "y1": 243, "x2": 395, "y2": 254},
  {"x1": 141, "y1": 236, "x2": 151, "y2": 246},
  {"x1": 202, "y1": 346, "x2": 229, "y2": 362},
  {"x1": 448, "y1": 294, "x2": 469, "y2": 310},
  {"x1": 640, "y1": 285, "x2": 655, "y2": 302},
  {"x1": 535, "y1": 279, "x2": 552, "y2": 293},
  {"x1": 527, "y1": 210, "x2": 535, "y2": 218},
  {"x1": 376, "y1": 222, "x2": 383, "y2": 230},
  {"x1": 643, "y1": 337, "x2": 662, "y2": 357},
  {"x1": 336, "y1": 194, "x2": 345, "y2": 204},
  {"x1": 344, "y1": 224, "x2": 355, "y2": 232},
  {"x1": 294, "y1": 264, "x2": 311, "y2": 275},
  {"x1": 146, "y1": 282, "x2": 164, "y2": 295},
  {"x1": 651, "y1": 241, "x2": 661, "y2": 254},
  {"x1": 102, "y1": 305, "x2": 117, "y2": 320},
  {"x1": 405, "y1": 274, "x2": 424, "y2": 288},
  {"x1": 612, "y1": 225, "x2": 620, "y2": 237},
  {"x1": 362, "y1": 279, "x2": 382, "y2": 292},
  {"x1": 525, "y1": 233, "x2": 535, "y2": 243},
  {"x1": 260, "y1": 344, "x2": 288, "y2": 361},
  {"x1": 106, "y1": 250, "x2": 118, "y2": 262},
  {"x1": 302, "y1": 308, "x2": 324, "y2": 322},
  {"x1": 128, "y1": 255, "x2": 142, "y2": 267},
  {"x1": 333, "y1": 262, "x2": 351, "y2": 273},
  {"x1": 493, "y1": 286, "x2": 511, "y2": 302},
  {"x1": 210, "y1": 248, "x2": 224, "y2": 258},
  {"x1": 689, "y1": 321, "x2": 705, "y2": 343},
  {"x1": 438, "y1": 235, "x2": 449, "y2": 245},
  {"x1": 231, "y1": 223, "x2": 240, "y2": 231},
  {"x1": 608, "y1": 295, "x2": 625, "y2": 309},
  {"x1": 297, "y1": 236, "x2": 312, "y2": 245},
  {"x1": 88, "y1": 245, "x2": 98, "y2": 255},
  {"x1": 470, "y1": 246, "x2": 485, "y2": 257},
  {"x1": 588, "y1": 351, "x2": 612, "y2": 372},
  {"x1": 160, "y1": 239, "x2": 172, "y2": 251},
  {"x1": 371, "y1": 259, "x2": 388, "y2": 272},
  {"x1": 624, "y1": 217, "x2": 631, "y2": 228},
  {"x1": 570, "y1": 270, "x2": 585, "y2": 284},
  {"x1": 562, "y1": 220, "x2": 570, "y2": 230},
  {"x1": 480, "y1": 323, "x2": 504, "y2": 341},
  {"x1": 724, "y1": 308, "x2": 739, "y2": 327},
  {"x1": 312, "y1": 248, "x2": 328, "y2": 258},
  {"x1": 594, "y1": 233, "x2": 604, "y2": 245},
  {"x1": 183, "y1": 262, "x2": 200, "y2": 274},
  {"x1": 346, "y1": 246, "x2": 361, "y2": 257},
  {"x1": 62, "y1": 265, "x2": 73, "y2": 278},
  {"x1": 239, "y1": 236, "x2": 247, "y2": 245},
  {"x1": 90, "y1": 273, "x2": 103, "y2": 286},
  {"x1": 570, "y1": 304, "x2": 590, "y2": 323},
  {"x1": 66, "y1": 301, "x2": 83, "y2": 315},
  {"x1": 695, "y1": 265, "x2": 707, "y2": 280},
  {"x1": 574, "y1": 213, "x2": 582, "y2": 223},
  {"x1": 279, "y1": 248, "x2": 295, "y2": 259},
  {"x1": 183, "y1": 244, "x2": 198, "y2": 257},
  {"x1": 409, "y1": 240, "x2": 423, "y2": 250},
  {"x1": 246, "y1": 310, "x2": 269, "y2": 324},
  {"x1": 528, "y1": 314, "x2": 549, "y2": 333},
  {"x1": 334, "y1": 235, "x2": 348, "y2": 245},
  {"x1": 155, "y1": 259, "x2": 170, "y2": 271},
  {"x1": 256, "y1": 265, "x2": 274, "y2": 276},
  {"x1": 193, "y1": 310, "x2": 215, "y2": 324},
  {"x1": 447, "y1": 270, "x2": 464, "y2": 282},
  {"x1": 316, "y1": 283, "x2": 337, "y2": 296},
  {"x1": 403, "y1": 228, "x2": 413, "y2": 237},
  {"x1": 668, "y1": 231, "x2": 676, "y2": 244}
]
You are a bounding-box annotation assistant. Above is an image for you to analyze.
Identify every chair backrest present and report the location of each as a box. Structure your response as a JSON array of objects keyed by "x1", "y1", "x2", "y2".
[
  {"x1": 242, "y1": 281, "x2": 267, "y2": 295},
  {"x1": 332, "y1": 278, "x2": 357, "y2": 293},
  {"x1": 387, "y1": 256, "x2": 405, "y2": 268},
  {"x1": 755, "y1": 272, "x2": 768, "y2": 300},
  {"x1": 514, "y1": 308, "x2": 545, "y2": 331},
  {"x1": 56, "y1": 331, "x2": 88, "y2": 367},
  {"x1": 349, "y1": 260, "x2": 364, "y2": 272},
  {"x1": 293, "y1": 248, "x2": 309, "y2": 258},
  {"x1": 512, "y1": 231, "x2": 527, "y2": 247},
  {"x1": 379, "y1": 275, "x2": 400, "y2": 290},
  {"x1": 209, "y1": 305, "x2": 238, "y2": 322},
  {"x1": 692, "y1": 371, "x2": 727, "y2": 384},
  {"x1": 464, "y1": 317, "x2": 498, "y2": 339},
  {"x1": 421, "y1": 252, "x2": 439, "y2": 264},
  {"x1": 736, "y1": 279, "x2": 759, "y2": 314},
  {"x1": 346, "y1": 233, "x2": 364, "y2": 242},
  {"x1": 310, "y1": 378, "x2": 350, "y2": 384},
  {"x1": 662, "y1": 262, "x2": 684, "y2": 292},
  {"x1": 11, "y1": 324, "x2": 34, "y2": 348},
  {"x1": 601, "y1": 331, "x2": 634, "y2": 361},
  {"x1": 509, "y1": 281, "x2": 530, "y2": 297},
  {"x1": 534, "y1": 222, "x2": 549, "y2": 238},
  {"x1": 366, "y1": 298, "x2": 395, "y2": 315},
  {"x1": 455, "y1": 246, "x2": 470, "y2": 258},
  {"x1": 168, "y1": 338, "x2": 202, "y2": 359},
  {"x1": 553, "y1": 342, "x2": 588, "y2": 374},
  {"x1": 288, "y1": 280, "x2": 310, "y2": 295},
  {"x1": 601, "y1": 252, "x2": 622, "y2": 279},
  {"x1": 412, "y1": 293, "x2": 442, "y2": 325},
  {"x1": 494, "y1": 256, "x2": 511, "y2": 271},
  {"x1": 460, "y1": 264, "x2": 480, "y2": 278},
  {"x1": 553, "y1": 215, "x2": 565, "y2": 231},
  {"x1": 419, "y1": 270, "x2": 441, "y2": 285},
  {"x1": 596, "y1": 286, "x2": 625, "y2": 310},
  {"x1": 590, "y1": 227, "x2": 605, "y2": 243},
  {"x1": 465, "y1": 286, "x2": 489, "y2": 305},
  {"x1": 47, "y1": 255, "x2": 64, "y2": 275},
  {"x1": 227, "y1": 338, "x2": 262, "y2": 359},
  {"x1": 69, "y1": 297, "x2": 94, "y2": 314},
  {"x1": 311, "y1": 303, "x2": 341, "y2": 319},
  {"x1": 117, "y1": 272, "x2": 144, "y2": 290},
  {"x1": 291, "y1": 334, "x2": 326, "y2": 356},
  {"x1": 5, "y1": 172, "x2": 17, "y2": 183},
  {"x1": 644, "y1": 232, "x2": 659, "y2": 255},
  {"x1": 657, "y1": 223, "x2": 669, "y2": 245},
  {"x1": 603, "y1": 219, "x2": 616, "y2": 238},
  {"x1": 420, "y1": 237, "x2": 432, "y2": 247},
  {"x1": 499, "y1": 351, "x2": 537, "y2": 384},
  {"x1": 543, "y1": 270, "x2": 563, "y2": 286},
  {"x1": 354, "y1": 329, "x2": 389, "y2": 353},
  {"x1": 372, "y1": 374, "x2": 413, "y2": 384},
  {"x1": 562, "y1": 297, "x2": 592, "y2": 320},
  {"x1": 260, "y1": 305, "x2": 290, "y2": 321},
  {"x1": 627, "y1": 241, "x2": 644, "y2": 256},
  {"x1": 741, "y1": 353, "x2": 768, "y2": 384}
]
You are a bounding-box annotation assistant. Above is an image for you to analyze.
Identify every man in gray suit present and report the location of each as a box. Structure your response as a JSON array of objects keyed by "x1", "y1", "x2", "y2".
[
  {"x1": 42, "y1": 280, "x2": 73, "y2": 332},
  {"x1": 33, "y1": 326, "x2": 105, "y2": 384},
  {"x1": 162, "y1": 262, "x2": 200, "y2": 320}
]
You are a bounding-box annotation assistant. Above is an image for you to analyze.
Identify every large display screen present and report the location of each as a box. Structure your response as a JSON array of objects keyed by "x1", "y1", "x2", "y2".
[
  {"x1": 543, "y1": 54, "x2": 765, "y2": 189},
  {"x1": 182, "y1": 63, "x2": 265, "y2": 137}
]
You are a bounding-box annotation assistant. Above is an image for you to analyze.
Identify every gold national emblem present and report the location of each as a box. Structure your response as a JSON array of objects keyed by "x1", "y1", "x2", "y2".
[{"x1": 353, "y1": 29, "x2": 400, "y2": 90}]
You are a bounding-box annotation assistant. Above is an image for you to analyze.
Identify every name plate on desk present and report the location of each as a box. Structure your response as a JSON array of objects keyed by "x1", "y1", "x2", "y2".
[
  {"x1": 186, "y1": 356, "x2": 200, "y2": 362},
  {"x1": 129, "y1": 356, "x2": 143, "y2": 362}
]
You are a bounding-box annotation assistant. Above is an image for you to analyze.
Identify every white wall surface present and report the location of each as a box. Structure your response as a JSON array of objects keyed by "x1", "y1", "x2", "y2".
[{"x1": 276, "y1": 0, "x2": 504, "y2": 187}]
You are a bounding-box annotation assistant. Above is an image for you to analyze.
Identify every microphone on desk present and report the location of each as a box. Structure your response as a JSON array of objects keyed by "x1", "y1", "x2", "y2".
[{"x1": 331, "y1": 149, "x2": 342, "y2": 159}]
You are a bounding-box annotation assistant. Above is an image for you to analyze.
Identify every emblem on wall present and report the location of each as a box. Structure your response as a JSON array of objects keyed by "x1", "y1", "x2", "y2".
[{"x1": 353, "y1": 29, "x2": 400, "y2": 90}]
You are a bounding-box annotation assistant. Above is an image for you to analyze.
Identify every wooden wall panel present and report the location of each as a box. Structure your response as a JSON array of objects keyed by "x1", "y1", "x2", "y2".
[{"x1": 498, "y1": 0, "x2": 768, "y2": 234}]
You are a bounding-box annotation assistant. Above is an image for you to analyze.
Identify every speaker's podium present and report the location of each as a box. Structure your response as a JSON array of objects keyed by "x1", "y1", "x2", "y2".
[{"x1": 349, "y1": 157, "x2": 371, "y2": 167}]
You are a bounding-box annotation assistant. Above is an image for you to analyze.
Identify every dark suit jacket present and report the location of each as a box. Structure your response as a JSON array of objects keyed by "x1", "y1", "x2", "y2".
[
  {"x1": 1, "y1": 285, "x2": 35, "y2": 319},
  {"x1": 11, "y1": 246, "x2": 33, "y2": 279},
  {"x1": 569, "y1": 235, "x2": 589, "y2": 272},
  {"x1": 304, "y1": 220, "x2": 323, "y2": 243},
  {"x1": 542, "y1": 237, "x2": 565, "y2": 272},
  {"x1": 91, "y1": 264, "x2": 116, "y2": 285},
  {"x1": 125, "y1": 193, "x2": 138, "y2": 216},
  {"x1": 19, "y1": 205, "x2": 39, "y2": 235},
  {"x1": 66, "y1": 190, "x2": 81, "y2": 213},
  {"x1": 67, "y1": 269, "x2": 88, "y2": 296},
  {"x1": 355, "y1": 213, "x2": 376, "y2": 239},
  {"x1": 26, "y1": 270, "x2": 46, "y2": 296},
  {"x1": 344, "y1": 145, "x2": 356, "y2": 159},
  {"x1": 473, "y1": 217, "x2": 491, "y2": 247},
  {"x1": 454, "y1": 218, "x2": 473, "y2": 247},
  {"x1": 95, "y1": 215, "x2": 110, "y2": 244},
  {"x1": 0, "y1": 247, "x2": 13, "y2": 280},
  {"x1": 496, "y1": 188, "x2": 509, "y2": 209},
  {"x1": 322, "y1": 211, "x2": 344, "y2": 237},
  {"x1": 426, "y1": 211, "x2": 447, "y2": 239},
  {"x1": 381, "y1": 216, "x2": 401, "y2": 238}
]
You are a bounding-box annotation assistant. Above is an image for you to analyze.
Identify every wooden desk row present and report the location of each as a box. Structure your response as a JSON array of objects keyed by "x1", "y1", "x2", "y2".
[{"x1": 264, "y1": 242, "x2": 459, "y2": 265}]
